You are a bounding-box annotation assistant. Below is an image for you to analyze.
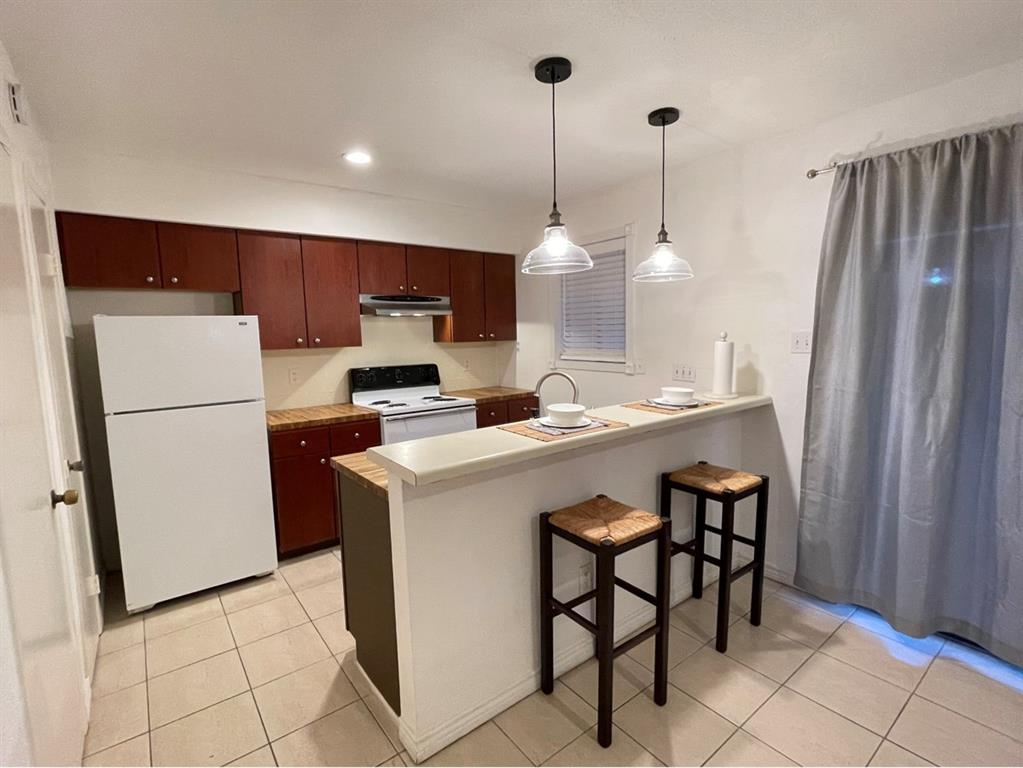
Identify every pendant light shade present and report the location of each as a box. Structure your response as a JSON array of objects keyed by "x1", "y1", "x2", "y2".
[
  {"x1": 522, "y1": 57, "x2": 592, "y2": 276},
  {"x1": 633, "y1": 107, "x2": 694, "y2": 283}
]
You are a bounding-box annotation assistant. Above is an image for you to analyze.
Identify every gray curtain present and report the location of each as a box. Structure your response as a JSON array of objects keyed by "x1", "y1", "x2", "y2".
[{"x1": 795, "y1": 124, "x2": 1023, "y2": 666}]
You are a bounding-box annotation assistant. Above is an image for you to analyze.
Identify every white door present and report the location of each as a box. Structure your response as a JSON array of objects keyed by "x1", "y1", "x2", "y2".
[
  {"x1": 0, "y1": 144, "x2": 87, "y2": 764},
  {"x1": 25, "y1": 182, "x2": 102, "y2": 680},
  {"x1": 106, "y1": 400, "x2": 277, "y2": 611},
  {"x1": 93, "y1": 315, "x2": 264, "y2": 412}
]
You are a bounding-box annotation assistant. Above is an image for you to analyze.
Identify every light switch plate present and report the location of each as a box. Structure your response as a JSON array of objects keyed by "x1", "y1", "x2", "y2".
[
  {"x1": 287, "y1": 367, "x2": 300, "y2": 384},
  {"x1": 790, "y1": 331, "x2": 812, "y2": 354},
  {"x1": 673, "y1": 363, "x2": 696, "y2": 382}
]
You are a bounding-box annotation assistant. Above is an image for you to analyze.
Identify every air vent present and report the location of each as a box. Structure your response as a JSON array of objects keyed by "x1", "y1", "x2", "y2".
[{"x1": 7, "y1": 82, "x2": 26, "y2": 125}]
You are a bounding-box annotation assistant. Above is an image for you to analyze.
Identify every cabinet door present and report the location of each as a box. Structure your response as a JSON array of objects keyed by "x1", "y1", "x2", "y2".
[
  {"x1": 475, "y1": 401, "x2": 508, "y2": 428},
  {"x1": 329, "y1": 420, "x2": 382, "y2": 456},
  {"x1": 405, "y1": 245, "x2": 451, "y2": 296},
  {"x1": 57, "y1": 212, "x2": 161, "y2": 289},
  {"x1": 302, "y1": 237, "x2": 361, "y2": 348},
  {"x1": 272, "y1": 454, "x2": 336, "y2": 555},
  {"x1": 357, "y1": 242, "x2": 407, "y2": 294},
  {"x1": 505, "y1": 396, "x2": 539, "y2": 422},
  {"x1": 484, "y1": 253, "x2": 517, "y2": 340},
  {"x1": 157, "y1": 222, "x2": 240, "y2": 291},
  {"x1": 237, "y1": 231, "x2": 307, "y2": 349},
  {"x1": 434, "y1": 251, "x2": 485, "y2": 342}
]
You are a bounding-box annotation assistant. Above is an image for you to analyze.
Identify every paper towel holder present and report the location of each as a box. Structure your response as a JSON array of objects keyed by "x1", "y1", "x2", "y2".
[{"x1": 706, "y1": 330, "x2": 739, "y2": 400}]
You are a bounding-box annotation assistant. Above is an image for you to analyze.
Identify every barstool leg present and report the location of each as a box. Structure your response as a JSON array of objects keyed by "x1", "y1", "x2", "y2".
[
  {"x1": 692, "y1": 494, "x2": 707, "y2": 599},
  {"x1": 659, "y1": 472, "x2": 672, "y2": 521},
  {"x1": 715, "y1": 493, "x2": 735, "y2": 653},
  {"x1": 750, "y1": 476, "x2": 770, "y2": 626},
  {"x1": 595, "y1": 540, "x2": 616, "y2": 748},
  {"x1": 539, "y1": 513, "x2": 554, "y2": 694},
  {"x1": 654, "y1": 517, "x2": 672, "y2": 706}
]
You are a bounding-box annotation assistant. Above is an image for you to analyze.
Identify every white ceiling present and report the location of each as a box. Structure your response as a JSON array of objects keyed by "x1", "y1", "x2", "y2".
[{"x1": 2, "y1": 0, "x2": 1021, "y2": 211}]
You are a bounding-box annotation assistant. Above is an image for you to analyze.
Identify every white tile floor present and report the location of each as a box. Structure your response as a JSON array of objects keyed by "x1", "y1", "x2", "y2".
[{"x1": 85, "y1": 551, "x2": 1023, "y2": 767}]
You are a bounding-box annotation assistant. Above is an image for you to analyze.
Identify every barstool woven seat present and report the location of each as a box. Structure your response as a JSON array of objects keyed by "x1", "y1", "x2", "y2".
[
  {"x1": 668, "y1": 462, "x2": 762, "y2": 496},
  {"x1": 661, "y1": 460, "x2": 769, "y2": 653},
  {"x1": 550, "y1": 495, "x2": 662, "y2": 546},
  {"x1": 540, "y1": 495, "x2": 671, "y2": 748}
]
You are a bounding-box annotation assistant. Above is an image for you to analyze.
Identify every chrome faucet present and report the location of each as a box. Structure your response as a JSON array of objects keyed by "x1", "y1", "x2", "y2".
[{"x1": 532, "y1": 371, "x2": 579, "y2": 417}]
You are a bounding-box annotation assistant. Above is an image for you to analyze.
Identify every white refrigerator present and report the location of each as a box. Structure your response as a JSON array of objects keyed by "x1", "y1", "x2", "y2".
[{"x1": 95, "y1": 315, "x2": 277, "y2": 612}]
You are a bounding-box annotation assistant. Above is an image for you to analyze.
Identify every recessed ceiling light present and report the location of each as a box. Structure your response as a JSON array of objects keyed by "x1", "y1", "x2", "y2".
[{"x1": 342, "y1": 150, "x2": 372, "y2": 165}]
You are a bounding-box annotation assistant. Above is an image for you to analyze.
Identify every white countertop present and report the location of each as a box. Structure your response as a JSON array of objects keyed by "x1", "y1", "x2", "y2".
[{"x1": 368, "y1": 394, "x2": 772, "y2": 486}]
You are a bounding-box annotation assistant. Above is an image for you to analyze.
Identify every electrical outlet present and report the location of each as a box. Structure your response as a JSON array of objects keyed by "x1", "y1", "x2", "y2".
[
  {"x1": 672, "y1": 363, "x2": 696, "y2": 383},
  {"x1": 790, "y1": 331, "x2": 812, "y2": 354},
  {"x1": 579, "y1": 562, "x2": 593, "y2": 594},
  {"x1": 463, "y1": 359, "x2": 471, "y2": 371},
  {"x1": 287, "y1": 367, "x2": 300, "y2": 384}
]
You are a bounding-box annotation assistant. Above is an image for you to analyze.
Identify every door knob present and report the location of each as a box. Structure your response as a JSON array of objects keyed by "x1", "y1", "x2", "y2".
[
  {"x1": 51, "y1": 489, "x2": 80, "y2": 508},
  {"x1": 145, "y1": 276, "x2": 155, "y2": 283},
  {"x1": 67, "y1": 459, "x2": 85, "y2": 472},
  {"x1": 170, "y1": 276, "x2": 179, "y2": 284}
]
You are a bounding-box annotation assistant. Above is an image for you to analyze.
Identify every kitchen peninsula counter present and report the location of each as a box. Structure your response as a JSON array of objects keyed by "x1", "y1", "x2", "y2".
[{"x1": 335, "y1": 393, "x2": 774, "y2": 762}]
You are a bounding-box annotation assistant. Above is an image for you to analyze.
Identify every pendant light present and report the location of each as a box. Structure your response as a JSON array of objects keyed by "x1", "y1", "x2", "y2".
[
  {"x1": 521, "y1": 57, "x2": 592, "y2": 275},
  {"x1": 633, "y1": 107, "x2": 694, "y2": 282}
]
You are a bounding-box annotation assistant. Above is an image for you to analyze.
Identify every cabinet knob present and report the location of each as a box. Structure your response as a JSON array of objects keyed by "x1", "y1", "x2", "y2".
[
  {"x1": 478, "y1": 333, "x2": 484, "y2": 339},
  {"x1": 313, "y1": 337, "x2": 321, "y2": 344},
  {"x1": 320, "y1": 458, "x2": 327, "y2": 465},
  {"x1": 299, "y1": 440, "x2": 307, "y2": 447},
  {"x1": 412, "y1": 285, "x2": 418, "y2": 291},
  {"x1": 399, "y1": 284, "x2": 405, "y2": 291},
  {"x1": 354, "y1": 432, "x2": 360, "y2": 439},
  {"x1": 145, "y1": 276, "x2": 155, "y2": 283},
  {"x1": 489, "y1": 333, "x2": 496, "y2": 338},
  {"x1": 296, "y1": 337, "x2": 304, "y2": 345},
  {"x1": 170, "y1": 276, "x2": 179, "y2": 284},
  {"x1": 489, "y1": 411, "x2": 496, "y2": 417}
]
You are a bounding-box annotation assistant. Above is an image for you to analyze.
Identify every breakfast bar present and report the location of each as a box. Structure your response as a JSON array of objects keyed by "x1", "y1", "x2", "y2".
[{"x1": 332, "y1": 394, "x2": 773, "y2": 762}]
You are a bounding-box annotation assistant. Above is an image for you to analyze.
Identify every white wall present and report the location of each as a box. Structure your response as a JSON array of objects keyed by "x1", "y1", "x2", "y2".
[{"x1": 514, "y1": 60, "x2": 1023, "y2": 581}]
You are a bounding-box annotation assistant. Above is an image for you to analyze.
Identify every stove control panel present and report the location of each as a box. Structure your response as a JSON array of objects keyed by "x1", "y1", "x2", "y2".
[{"x1": 350, "y1": 363, "x2": 442, "y2": 393}]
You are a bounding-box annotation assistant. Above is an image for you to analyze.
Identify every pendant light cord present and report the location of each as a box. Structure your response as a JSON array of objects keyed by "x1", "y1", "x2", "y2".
[
  {"x1": 551, "y1": 77, "x2": 557, "y2": 212},
  {"x1": 660, "y1": 121, "x2": 666, "y2": 233}
]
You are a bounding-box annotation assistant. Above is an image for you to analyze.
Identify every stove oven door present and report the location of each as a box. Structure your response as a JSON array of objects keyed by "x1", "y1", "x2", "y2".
[{"x1": 379, "y1": 405, "x2": 478, "y2": 444}]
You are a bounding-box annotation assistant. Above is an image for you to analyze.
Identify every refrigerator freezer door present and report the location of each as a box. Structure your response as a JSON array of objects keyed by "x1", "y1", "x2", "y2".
[
  {"x1": 106, "y1": 400, "x2": 277, "y2": 611},
  {"x1": 95, "y1": 315, "x2": 265, "y2": 413}
]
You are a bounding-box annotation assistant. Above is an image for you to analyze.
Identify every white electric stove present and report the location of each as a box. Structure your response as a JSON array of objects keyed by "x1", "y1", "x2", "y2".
[{"x1": 350, "y1": 364, "x2": 477, "y2": 444}]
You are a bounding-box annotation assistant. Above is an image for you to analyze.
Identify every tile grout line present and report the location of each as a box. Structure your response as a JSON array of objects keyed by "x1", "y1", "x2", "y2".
[{"x1": 489, "y1": 716, "x2": 537, "y2": 766}]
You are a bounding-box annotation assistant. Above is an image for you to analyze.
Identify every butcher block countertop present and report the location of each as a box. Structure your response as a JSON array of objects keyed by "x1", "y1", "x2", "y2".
[
  {"x1": 442, "y1": 386, "x2": 536, "y2": 404},
  {"x1": 331, "y1": 452, "x2": 388, "y2": 498},
  {"x1": 266, "y1": 403, "x2": 376, "y2": 432}
]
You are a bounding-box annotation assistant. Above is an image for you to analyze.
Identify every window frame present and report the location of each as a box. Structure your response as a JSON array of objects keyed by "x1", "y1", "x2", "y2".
[{"x1": 549, "y1": 223, "x2": 637, "y2": 375}]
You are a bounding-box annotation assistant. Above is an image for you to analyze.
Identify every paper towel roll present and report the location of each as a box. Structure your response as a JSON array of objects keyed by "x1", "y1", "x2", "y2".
[{"x1": 711, "y1": 331, "x2": 738, "y2": 398}]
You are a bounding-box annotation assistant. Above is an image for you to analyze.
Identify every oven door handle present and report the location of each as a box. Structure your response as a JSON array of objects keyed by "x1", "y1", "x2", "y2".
[{"x1": 380, "y1": 405, "x2": 477, "y2": 422}]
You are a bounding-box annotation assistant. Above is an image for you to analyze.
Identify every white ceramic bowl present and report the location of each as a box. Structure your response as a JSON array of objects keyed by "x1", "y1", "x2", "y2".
[
  {"x1": 661, "y1": 386, "x2": 695, "y2": 404},
  {"x1": 546, "y1": 403, "x2": 587, "y2": 426}
]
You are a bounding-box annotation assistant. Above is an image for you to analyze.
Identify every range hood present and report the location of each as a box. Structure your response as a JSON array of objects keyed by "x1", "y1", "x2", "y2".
[{"x1": 359, "y1": 294, "x2": 452, "y2": 317}]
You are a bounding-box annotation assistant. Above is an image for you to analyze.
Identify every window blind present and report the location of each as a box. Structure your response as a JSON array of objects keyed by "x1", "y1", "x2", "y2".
[{"x1": 559, "y1": 238, "x2": 627, "y2": 363}]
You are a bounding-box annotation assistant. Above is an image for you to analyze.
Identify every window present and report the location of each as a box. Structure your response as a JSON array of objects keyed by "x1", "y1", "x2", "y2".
[{"x1": 558, "y1": 235, "x2": 628, "y2": 365}]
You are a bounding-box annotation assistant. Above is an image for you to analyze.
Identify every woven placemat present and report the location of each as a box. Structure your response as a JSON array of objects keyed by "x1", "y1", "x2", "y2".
[
  {"x1": 499, "y1": 416, "x2": 629, "y2": 442},
  {"x1": 622, "y1": 400, "x2": 722, "y2": 415}
]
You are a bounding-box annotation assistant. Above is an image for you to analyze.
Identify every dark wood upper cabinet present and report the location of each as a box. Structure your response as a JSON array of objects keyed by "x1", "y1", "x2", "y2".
[
  {"x1": 434, "y1": 251, "x2": 485, "y2": 343},
  {"x1": 57, "y1": 212, "x2": 161, "y2": 289},
  {"x1": 237, "y1": 231, "x2": 308, "y2": 349},
  {"x1": 301, "y1": 237, "x2": 362, "y2": 349},
  {"x1": 156, "y1": 222, "x2": 240, "y2": 291},
  {"x1": 484, "y1": 253, "x2": 517, "y2": 341},
  {"x1": 405, "y1": 246, "x2": 451, "y2": 296},
  {"x1": 358, "y1": 242, "x2": 407, "y2": 294}
]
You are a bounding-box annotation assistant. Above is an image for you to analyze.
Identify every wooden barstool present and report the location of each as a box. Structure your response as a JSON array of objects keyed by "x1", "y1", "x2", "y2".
[
  {"x1": 660, "y1": 461, "x2": 768, "y2": 653},
  {"x1": 539, "y1": 495, "x2": 672, "y2": 748}
]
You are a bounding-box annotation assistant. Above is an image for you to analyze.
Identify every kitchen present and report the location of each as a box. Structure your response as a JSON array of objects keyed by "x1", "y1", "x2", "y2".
[{"x1": 1, "y1": 3, "x2": 1022, "y2": 768}]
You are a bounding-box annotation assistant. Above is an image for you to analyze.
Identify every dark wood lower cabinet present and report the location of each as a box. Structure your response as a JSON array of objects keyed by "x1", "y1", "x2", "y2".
[
  {"x1": 270, "y1": 419, "x2": 382, "y2": 557},
  {"x1": 272, "y1": 453, "x2": 336, "y2": 555},
  {"x1": 476, "y1": 401, "x2": 509, "y2": 427}
]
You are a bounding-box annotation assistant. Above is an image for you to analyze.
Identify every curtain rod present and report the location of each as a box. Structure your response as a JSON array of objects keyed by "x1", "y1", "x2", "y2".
[{"x1": 806, "y1": 161, "x2": 849, "y2": 179}]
